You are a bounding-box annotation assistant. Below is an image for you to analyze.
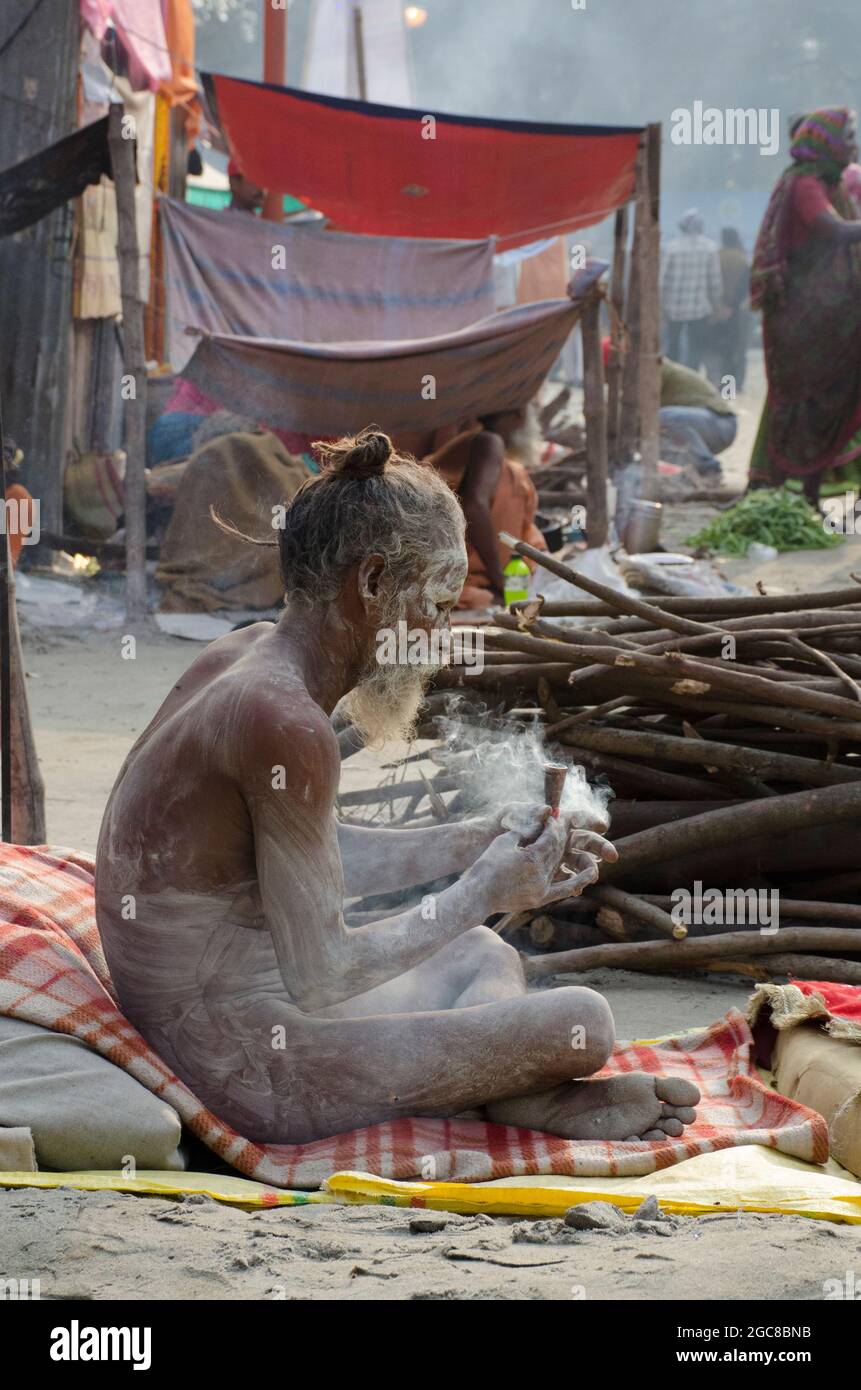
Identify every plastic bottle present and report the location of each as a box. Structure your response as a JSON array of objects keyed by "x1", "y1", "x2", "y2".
[{"x1": 503, "y1": 555, "x2": 530, "y2": 607}]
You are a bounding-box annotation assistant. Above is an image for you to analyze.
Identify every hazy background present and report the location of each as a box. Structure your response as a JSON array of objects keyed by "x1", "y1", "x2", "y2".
[{"x1": 193, "y1": 0, "x2": 861, "y2": 247}]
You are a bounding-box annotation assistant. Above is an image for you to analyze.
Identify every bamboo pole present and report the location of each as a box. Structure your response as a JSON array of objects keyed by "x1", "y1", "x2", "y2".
[
  {"x1": 606, "y1": 205, "x2": 629, "y2": 466},
  {"x1": 637, "y1": 123, "x2": 662, "y2": 501},
  {"x1": 617, "y1": 154, "x2": 642, "y2": 462},
  {"x1": 581, "y1": 289, "x2": 609, "y2": 548},
  {"x1": 108, "y1": 103, "x2": 148, "y2": 623}
]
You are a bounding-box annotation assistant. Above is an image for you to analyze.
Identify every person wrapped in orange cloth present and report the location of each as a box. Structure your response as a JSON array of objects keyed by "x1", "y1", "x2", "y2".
[
  {"x1": 423, "y1": 409, "x2": 546, "y2": 609},
  {"x1": 3, "y1": 438, "x2": 35, "y2": 567}
]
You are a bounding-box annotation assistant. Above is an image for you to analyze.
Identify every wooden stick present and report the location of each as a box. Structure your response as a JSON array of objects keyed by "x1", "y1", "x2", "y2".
[
  {"x1": 108, "y1": 103, "x2": 148, "y2": 623},
  {"x1": 499, "y1": 535, "x2": 720, "y2": 637},
  {"x1": 525, "y1": 925, "x2": 861, "y2": 979},
  {"x1": 589, "y1": 884, "x2": 684, "y2": 940},
  {"x1": 567, "y1": 645, "x2": 861, "y2": 722},
  {"x1": 512, "y1": 586, "x2": 861, "y2": 619}
]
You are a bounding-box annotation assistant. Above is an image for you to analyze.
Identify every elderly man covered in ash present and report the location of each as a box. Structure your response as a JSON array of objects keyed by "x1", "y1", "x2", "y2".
[{"x1": 96, "y1": 430, "x2": 699, "y2": 1145}]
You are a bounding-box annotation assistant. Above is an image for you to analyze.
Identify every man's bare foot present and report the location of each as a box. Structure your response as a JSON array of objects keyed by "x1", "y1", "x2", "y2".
[{"x1": 486, "y1": 1073, "x2": 700, "y2": 1141}]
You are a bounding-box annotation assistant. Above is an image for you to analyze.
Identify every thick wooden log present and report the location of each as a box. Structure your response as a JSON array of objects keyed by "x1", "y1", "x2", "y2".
[
  {"x1": 558, "y1": 721, "x2": 861, "y2": 788},
  {"x1": 526, "y1": 925, "x2": 861, "y2": 980},
  {"x1": 601, "y1": 782, "x2": 861, "y2": 885}
]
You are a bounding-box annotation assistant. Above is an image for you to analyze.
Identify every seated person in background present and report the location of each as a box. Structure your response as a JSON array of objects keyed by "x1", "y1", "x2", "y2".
[
  {"x1": 659, "y1": 356, "x2": 738, "y2": 479},
  {"x1": 423, "y1": 409, "x2": 546, "y2": 608},
  {"x1": 227, "y1": 159, "x2": 266, "y2": 215}
]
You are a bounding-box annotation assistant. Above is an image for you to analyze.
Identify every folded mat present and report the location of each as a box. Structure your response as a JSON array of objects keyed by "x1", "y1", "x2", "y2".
[
  {"x1": 0, "y1": 844, "x2": 828, "y2": 1189},
  {"x1": 1, "y1": 1147, "x2": 859, "y2": 1223}
]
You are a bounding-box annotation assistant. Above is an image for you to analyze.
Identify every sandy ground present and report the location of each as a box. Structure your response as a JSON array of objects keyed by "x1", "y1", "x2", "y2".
[{"x1": 6, "y1": 358, "x2": 861, "y2": 1301}]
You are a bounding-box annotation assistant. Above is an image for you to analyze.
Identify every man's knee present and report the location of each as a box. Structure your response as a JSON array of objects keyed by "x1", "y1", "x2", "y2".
[
  {"x1": 556, "y1": 985, "x2": 615, "y2": 1072},
  {"x1": 463, "y1": 925, "x2": 523, "y2": 980}
]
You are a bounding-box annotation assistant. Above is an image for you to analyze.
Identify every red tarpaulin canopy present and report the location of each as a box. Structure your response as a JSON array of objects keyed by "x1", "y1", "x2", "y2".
[{"x1": 202, "y1": 73, "x2": 643, "y2": 248}]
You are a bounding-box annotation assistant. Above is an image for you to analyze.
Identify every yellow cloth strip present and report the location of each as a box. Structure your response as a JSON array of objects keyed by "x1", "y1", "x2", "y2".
[
  {"x1": 324, "y1": 1146, "x2": 861, "y2": 1224},
  {"x1": 0, "y1": 1169, "x2": 332, "y2": 1209}
]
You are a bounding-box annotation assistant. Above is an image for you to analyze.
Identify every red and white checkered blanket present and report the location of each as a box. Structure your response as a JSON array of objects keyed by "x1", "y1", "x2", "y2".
[{"x1": 0, "y1": 844, "x2": 828, "y2": 1190}]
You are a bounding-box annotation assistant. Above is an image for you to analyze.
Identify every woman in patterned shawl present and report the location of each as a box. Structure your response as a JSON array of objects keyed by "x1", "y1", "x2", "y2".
[{"x1": 749, "y1": 108, "x2": 861, "y2": 503}]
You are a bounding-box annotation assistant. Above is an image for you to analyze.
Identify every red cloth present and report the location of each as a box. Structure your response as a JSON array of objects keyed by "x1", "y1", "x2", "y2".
[
  {"x1": 791, "y1": 980, "x2": 861, "y2": 1022},
  {"x1": 202, "y1": 73, "x2": 641, "y2": 249},
  {"x1": 788, "y1": 175, "x2": 834, "y2": 249},
  {"x1": 0, "y1": 843, "x2": 827, "y2": 1188}
]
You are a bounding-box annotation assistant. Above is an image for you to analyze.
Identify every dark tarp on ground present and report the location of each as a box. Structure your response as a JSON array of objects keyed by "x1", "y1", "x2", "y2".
[
  {"x1": 201, "y1": 73, "x2": 642, "y2": 248},
  {"x1": 179, "y1": 297, "x2": 583, "y2": 438},
  {"x1": 0, "y1": 117, "x2": 112, "y2": 238}
]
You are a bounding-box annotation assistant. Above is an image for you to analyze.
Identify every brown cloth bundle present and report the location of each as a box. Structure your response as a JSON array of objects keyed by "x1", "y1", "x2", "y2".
[{"x1": 156, "y1": 430, "x2": 309, "y2": 613}]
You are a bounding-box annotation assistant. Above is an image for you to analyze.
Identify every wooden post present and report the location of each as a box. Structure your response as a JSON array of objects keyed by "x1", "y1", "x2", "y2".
[
  {"x1": 263, "y1": 0, "x2": 287, "y2": 223},
  {"x1": 581, "y1": 289, "x2": 609, "y2": 550},
  {"x1": 617, "y1": 150, "x2": 642, "y2": 464},
  {"x1": 0, "y1": 391, "x2": 46, "y2": 842},
  {"x1": 353, "y1": 5, "x2": 368, "y2": 100},
  {"x1": 637, "y1": 122, "x2": 662, "y2": 501},
  {"x1": 8, "y1": 566, "x2": 46, "y2": 843},
  {"x1": 0, "y1": 424, "x2": 11, "y2": 841},
  {"x1": 606, "y1": 204, "x2": 629, "y2": 466},
  {"x1": 108, "y1": 102, "x2": 149, "y2": 624}
]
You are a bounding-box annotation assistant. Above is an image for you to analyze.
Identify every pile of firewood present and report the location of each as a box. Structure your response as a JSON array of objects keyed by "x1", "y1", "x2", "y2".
[{"x1": 340, "y1": 542, "x2": 861, "y2": 988}]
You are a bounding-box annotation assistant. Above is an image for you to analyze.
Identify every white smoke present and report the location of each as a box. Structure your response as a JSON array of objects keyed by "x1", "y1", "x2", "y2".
[{"x1": 431, "y1": 697, "x2": 612, "y2": 830}]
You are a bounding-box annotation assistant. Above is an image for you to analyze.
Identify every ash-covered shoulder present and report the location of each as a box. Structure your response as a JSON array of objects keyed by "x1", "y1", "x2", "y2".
[{"x1": 230, "y1": 676, "x2": 341, "y2": 801}]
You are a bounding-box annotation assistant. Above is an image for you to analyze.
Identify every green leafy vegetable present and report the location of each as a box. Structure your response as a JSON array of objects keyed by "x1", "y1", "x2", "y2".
[{"x1": 685, "y1": 488, "x2": 843, "y2": 556}]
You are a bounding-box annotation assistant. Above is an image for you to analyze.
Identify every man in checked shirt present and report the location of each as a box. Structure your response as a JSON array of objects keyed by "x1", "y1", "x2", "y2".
[{"x1": 661, "y1": 209, "x2": 725, "y2": 371}]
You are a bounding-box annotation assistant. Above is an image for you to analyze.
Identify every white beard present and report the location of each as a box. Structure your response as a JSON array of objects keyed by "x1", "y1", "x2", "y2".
[{"x1": 343, "y1": 660, "x2": 431, "y2": 749}]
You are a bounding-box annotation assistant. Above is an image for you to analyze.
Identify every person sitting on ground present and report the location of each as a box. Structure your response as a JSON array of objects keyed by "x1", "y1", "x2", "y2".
[
  {"x1": 659, "y1": 355, "x2": 738, "y2": 479},
  {"x1": 227, "y1": 159, "x2": 266, "y2": 215},
  {"x1": 95, "y1": 427, "x2": 699, "y2": 1146},
  {"x1": 423, "y1": 408, "x2": 547, "y2": 608}
]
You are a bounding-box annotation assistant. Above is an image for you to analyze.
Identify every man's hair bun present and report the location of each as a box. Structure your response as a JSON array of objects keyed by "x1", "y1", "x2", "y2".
[{"x1": 313, "y1": 427, "x2": 393, "y2": 480}]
